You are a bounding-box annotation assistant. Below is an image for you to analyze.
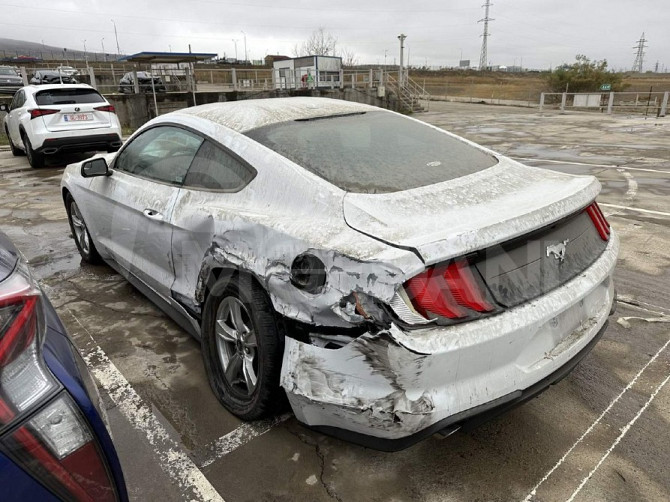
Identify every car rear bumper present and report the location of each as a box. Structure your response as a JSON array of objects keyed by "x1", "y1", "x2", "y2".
[
  {"x1": 36, "y1": 133, "x2": 122, "y2": 155},
  {"x1": 280, "y1": 232, "x2": 619, "y2": 451}
]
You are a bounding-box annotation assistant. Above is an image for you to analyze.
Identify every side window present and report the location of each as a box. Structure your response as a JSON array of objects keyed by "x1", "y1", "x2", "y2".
[
  {"x1": 10, "y1": 90, "x2": 23, "y2": 110},
  {"x1": 183, "y1": 141, "x2": 256, "y2": 191},
  {"x1": 114, "y1": 126, "x2": 203, "y2": 185}
]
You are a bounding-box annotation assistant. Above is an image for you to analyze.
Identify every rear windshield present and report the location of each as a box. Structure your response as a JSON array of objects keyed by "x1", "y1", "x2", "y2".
[
  {"x1": 246, "y1": 111, "x2": 498, "y2": 193},
  {"x1": 35, "y1": 88, "x2": 105, "y2": 105}
]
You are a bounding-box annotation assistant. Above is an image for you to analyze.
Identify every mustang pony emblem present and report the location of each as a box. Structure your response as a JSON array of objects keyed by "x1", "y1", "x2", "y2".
[{"x1": 546, "y1": 239, "x2": 569, "y2": 263}]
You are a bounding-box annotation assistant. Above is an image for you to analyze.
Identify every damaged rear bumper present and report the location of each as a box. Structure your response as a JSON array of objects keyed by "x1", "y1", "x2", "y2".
[{"x1": 280, "y1": 234, "x2": 619, "y2": 451}]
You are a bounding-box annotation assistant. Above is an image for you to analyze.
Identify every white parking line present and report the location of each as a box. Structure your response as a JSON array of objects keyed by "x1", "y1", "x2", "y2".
[
  {"x1": 514, "y1": 157, "x2": 670, "y2": 175},
  {"x1": 522, "y1": 337, "x2": 670, "y2": 502},
  {"x1": 617, "y1": 168, "x2": 638, "y2": 201},
  {"x1": 199, "y1": 413, "x2": 292, "y2": 468},
  {"x1": 65, "y1": 309, "x2": 224, "y2": 502},
  {"x1": 599, "y1": 203, "x2": 670, "y2": 218},
  {"x1": 565, "y1": 371, "x2": 670, "y2": 502}
]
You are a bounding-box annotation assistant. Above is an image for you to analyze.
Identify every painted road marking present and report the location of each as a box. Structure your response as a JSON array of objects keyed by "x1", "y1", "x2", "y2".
[
  {"x1": 599, "y1": 203, "x2": 670, "y2": 218},
  {"x1": 565, "y1": 371, "x2": 670, "y2": 502},
  {"x1": 522, "y1": 337, "x2": 670, "y2": 502},
  {"x1": 65, "y1": 308, "x2": 225, "y2": 502},
  {"x1": 514, "y1": 157, "x2": 670, "y2": 175},
  {"x1": 617, "y1": 168, "x2": 638, "y2": 202},
  {"x1": 198, "y1": 413, "x2": 292, "y2": 468}
]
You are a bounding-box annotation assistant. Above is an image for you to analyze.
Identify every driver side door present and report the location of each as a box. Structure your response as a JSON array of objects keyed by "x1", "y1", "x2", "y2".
[{"x1": 85, "y1": 125, "x2": 204, "y2": 297}]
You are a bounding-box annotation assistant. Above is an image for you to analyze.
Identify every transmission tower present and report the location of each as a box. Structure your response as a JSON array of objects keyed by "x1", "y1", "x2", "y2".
[
  {"x1": 478, "y1": 0, "x2": 494, "y2": 70},
  {"x1": 632, "y1": 32, "x2": 647, "y2": 73}
]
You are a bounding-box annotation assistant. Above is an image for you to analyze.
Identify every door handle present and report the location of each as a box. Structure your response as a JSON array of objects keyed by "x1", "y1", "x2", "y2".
[{"x1": 142, "y1": 208, "x2": 164, "y2": 221}]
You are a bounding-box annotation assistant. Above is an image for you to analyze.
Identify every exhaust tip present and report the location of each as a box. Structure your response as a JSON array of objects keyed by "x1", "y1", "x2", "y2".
[{"x1": 42, "y1": 148, "x2": 58, "y2": 155}]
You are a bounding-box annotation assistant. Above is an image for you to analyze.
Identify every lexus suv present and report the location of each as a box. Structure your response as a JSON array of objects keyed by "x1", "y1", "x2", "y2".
[
  {"x1": 1, "y1": 84, "x2": 122, "y2": 168},
  {"x1": 0, "y1": 231, "x2": 128, "y2": 501}
]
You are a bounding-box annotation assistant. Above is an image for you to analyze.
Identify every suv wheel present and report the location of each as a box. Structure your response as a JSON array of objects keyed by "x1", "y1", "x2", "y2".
[
  {"x1": 5, "y1": 127, "x2": 24, "y2": 157},
  {"x1": 22, "y1": 133, "x2": 45, "y2": 169},
  {"x1": 201, "y1": 275, "x2": 284, "y2": 420}
]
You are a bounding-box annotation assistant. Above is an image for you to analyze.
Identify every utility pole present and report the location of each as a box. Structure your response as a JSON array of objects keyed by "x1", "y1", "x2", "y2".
[
  {"x1": 397, "y1": 33, "x2": 406, "y2": 87},
  {"x1": 478, "y1": 0, "x2": 494, "y2": 71},
  {"x1": 632, "y1": 32, "x2": 647, "y2": 73},
  {"x1": 384, "y1": 49, "x2": 388, "y2": 68},
  {"x1": 82, "y1": 39, "x2": 88, "y2": 67},
  {"x1": 111, "y1": 19, "x2": 121, "y2": 56},
  {"x1": 101, "y1": 38, "x2": 106, "y2": 61},
  {"x1": 241, "y1": 31, "x2": 247, "y2": 62}
]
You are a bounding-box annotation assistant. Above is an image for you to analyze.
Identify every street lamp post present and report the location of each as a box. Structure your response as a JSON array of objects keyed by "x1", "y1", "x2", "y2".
[
  {"x1": 101, "y1": 38, "x2": 106, "y2": 61},
  {"x1": 241, "y1": 31, "x2": 247, "y2": 62},
  {"x1": 231, "y1": 39, "x2": 239, "y2": 60},
  {"x1": 83, "y1": 39, "x2": 88, "y2": 67},
  {"x1": 111, "y1": 19, "x2": 121, "y2": 56},
  {"x1": 397, "y1": 34, "x2": 407, "y2": 87}
]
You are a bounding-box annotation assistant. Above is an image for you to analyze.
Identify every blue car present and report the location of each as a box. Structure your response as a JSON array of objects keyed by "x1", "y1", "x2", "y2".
[{"x1": 0, "y1": 231, "x2": 127, "y2": 501}]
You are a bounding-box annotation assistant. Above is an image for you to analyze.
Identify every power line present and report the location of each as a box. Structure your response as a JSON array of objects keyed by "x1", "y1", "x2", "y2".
[
  {"x1": 478, "y1": 0, "x2": 493, "y2": 70},
  {"x1": 632, "y1": 32, "x2": 647, "y2": 73}
]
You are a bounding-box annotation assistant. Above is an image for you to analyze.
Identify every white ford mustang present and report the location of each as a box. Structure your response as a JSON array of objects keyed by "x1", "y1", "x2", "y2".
[{"x1": 61, "y1": 97, "x2": 618, "y2": 450}]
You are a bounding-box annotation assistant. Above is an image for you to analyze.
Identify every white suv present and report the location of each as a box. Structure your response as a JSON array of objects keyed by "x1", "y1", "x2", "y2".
[{"x1": 1, "y1": 84, "x2": 122, "y2": 168}]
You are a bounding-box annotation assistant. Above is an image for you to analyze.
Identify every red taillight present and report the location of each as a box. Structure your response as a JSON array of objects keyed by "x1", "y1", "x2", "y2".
[
  {"x1": 29, "y1": 108, "x2": 60, "y2": 120},
  {"x1": 586, "y1": 202, "x2": 610, "y2": 241},
  {"x1": 404, "y1": 259, "x2": 494, "y2": 320},
  {"x1": 0, "y1": 265, "x2": 117, "y2": 502},
  {"x1": 94, "y1": 105, "x2": 115, "y2": 114}
]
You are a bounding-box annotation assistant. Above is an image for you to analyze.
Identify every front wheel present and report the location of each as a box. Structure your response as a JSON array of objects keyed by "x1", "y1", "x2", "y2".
[
  {"x1": 22, "y1": 133, "x2": 45, "y2": 169},
  {"x1": 201, "y1": 275, "x2": 284, "y2": 420},
  {"x1": 65, "y1": 193, "x2": 102, "y2": 264}
]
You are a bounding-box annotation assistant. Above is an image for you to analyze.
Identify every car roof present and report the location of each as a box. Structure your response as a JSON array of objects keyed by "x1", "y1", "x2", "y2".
[
  {"x1": 174, "y1": 97, "x2": 379, "y2": 133},
  {"x1": 22, "y1": 83, "x2": 96, "y2": 94}
]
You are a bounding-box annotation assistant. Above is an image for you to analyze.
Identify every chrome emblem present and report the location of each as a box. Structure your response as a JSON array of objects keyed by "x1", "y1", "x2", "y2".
[
  {"x1": 74, "y1": 107, "x2": 81, "y2": 112},
  {"x1": 546, "y1": 239, "x2": 569, "y2": 263}
]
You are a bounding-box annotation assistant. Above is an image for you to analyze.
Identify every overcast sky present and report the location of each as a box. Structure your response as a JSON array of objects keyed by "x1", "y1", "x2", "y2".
[{"x1": 2, "y1": 0, "x2": 668, "y2": 71}]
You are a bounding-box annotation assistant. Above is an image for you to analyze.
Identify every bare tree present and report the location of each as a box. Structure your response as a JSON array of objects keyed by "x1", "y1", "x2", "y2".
[
  {"x1": 340, "y1": 47, "x2": 358, "y2": 67},
  {"x1": 294, "y1": 27, "x2": 338, "y2": 56}
]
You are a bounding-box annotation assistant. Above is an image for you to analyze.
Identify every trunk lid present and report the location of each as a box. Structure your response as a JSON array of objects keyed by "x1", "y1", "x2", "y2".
[
  {"x1": 343, "y1": 157, "x2": 601, "y2": 265},
  {"x1": 35, "y1": 88, "x2": 112, "y2": 132}
]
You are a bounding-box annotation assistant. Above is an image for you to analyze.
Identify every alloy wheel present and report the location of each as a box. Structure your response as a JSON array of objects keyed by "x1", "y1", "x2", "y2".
[{"x1": 69, "y1": 201, "x2": 90, "y2": 255}]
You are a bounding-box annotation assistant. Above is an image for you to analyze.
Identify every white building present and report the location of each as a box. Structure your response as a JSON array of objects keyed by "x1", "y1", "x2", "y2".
[{"x1": 273, "y1": 55, "x2": 342, "y2": 89}]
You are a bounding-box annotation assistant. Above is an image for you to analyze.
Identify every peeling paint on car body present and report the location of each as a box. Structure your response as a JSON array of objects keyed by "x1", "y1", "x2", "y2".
[{"x1": 60, "y1": 97, "x2": 619, "y2": 446}]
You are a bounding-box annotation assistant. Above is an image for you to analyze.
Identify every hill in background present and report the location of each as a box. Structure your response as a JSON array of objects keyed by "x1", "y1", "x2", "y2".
[{"x1": 0, "y1": 37, "x2": 119, "y2": 62}]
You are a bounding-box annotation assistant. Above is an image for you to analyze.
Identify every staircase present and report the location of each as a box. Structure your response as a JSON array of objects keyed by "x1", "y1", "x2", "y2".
[{"x1": 386, "y1": 73, "x2": 430, "y2": 113}]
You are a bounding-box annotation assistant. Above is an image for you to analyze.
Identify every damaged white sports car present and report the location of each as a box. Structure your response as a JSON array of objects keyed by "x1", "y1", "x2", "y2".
[{"x1": 61, "y1": 97, "x2": 618, "y2": 450}]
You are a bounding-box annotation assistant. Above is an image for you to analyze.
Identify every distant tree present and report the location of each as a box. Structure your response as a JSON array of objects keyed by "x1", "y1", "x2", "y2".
[
  {"x1": 294, "y1": 28, "x2": 338, "y2": 56},
  {"x1": 340, "y1": 47, "x2": 358, "y2": 67},
  {"x1": 547, "y1": 55, "x2": 626, "y2": 93}
]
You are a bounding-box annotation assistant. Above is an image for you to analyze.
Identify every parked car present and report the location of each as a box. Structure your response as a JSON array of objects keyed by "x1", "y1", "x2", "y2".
[
  {"x1": 0, "y1": 66, "x2": 23, "y2": 95},
  {"x1": 118, "y1": 72, "x2": 166, "y2": 94},
  {"x1": 1, "y1": 84, "x2": 122, "y2": 168},
  {"x1": 54, "y1": 65, "x2": 79, "y2": 77},
  {"x1": 30, "y1": 71, "x2": 78, "y2": 85},
  {"x1": 0, "y1": 231, "x2": 128, "y2": 501},
  {"x1": 60, "y1": 97, "x2": 618, "y2": 451}
]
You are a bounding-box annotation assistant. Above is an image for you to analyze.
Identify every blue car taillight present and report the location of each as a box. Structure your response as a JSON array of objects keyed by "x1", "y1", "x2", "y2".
[{"x1": 0, "y1": 262, "x2": 118, "y2": 502}]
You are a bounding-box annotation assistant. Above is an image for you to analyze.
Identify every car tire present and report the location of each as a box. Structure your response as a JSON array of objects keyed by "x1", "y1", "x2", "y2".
[
  {"x1": 5, "y1": 127, "x2": 24, "y2": 157},
  {"x1": 65, "y1": 193, "x2": 103, "y2": 264},
  {"x1": 201, "y1": 274, "x2": 284, "y2": 420},
  {"x1": 22, "y1": 133, "x2": 45, "y2": 169}
]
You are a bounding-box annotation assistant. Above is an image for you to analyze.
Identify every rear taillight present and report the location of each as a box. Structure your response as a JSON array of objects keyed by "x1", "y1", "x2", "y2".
[
  {"x1": 586, "y1": 201, "x2": 610, "y2": 241},
  {"x1": 0, "y1": 262, "x2": 117, "y2": 502},
  {"x1": 404, "y1": 259, "x2": 494, "y2": 321},
  {"x1": 94, "y1": 105, "x2": 116, "y2": 114},
  {"x1": 29, "y1": 109, "x2": 60, "y2": 120}
]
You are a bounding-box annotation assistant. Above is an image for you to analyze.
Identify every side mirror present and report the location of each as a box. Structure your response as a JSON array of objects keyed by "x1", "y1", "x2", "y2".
[
  {"x1": 81, "y1": 158, "x2": 111, "y2": 178},
  {"x1": 0, "y1": 104, "x2": 8, "y2": 113}
]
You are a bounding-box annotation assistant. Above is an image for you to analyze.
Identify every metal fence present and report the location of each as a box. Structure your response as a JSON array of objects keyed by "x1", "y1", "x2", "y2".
[{"x1": 540, "y1": 91, "x2": 669, "y2": 116}]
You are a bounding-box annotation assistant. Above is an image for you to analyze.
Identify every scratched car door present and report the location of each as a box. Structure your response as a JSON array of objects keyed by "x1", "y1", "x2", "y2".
[{"x1": 87, "y1": 125, "x2": 203, "y2": 297}]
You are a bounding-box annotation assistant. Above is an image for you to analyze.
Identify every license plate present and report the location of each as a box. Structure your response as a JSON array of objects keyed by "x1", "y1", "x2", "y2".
[{"x1": 63, "y1": 113, "x2": 92, "y2": 122}]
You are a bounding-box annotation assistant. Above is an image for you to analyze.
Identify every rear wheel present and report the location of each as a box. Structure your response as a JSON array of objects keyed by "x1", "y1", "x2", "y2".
[
  {"x1": 201, "y1": 275, "x2": 284, "y2": 420},
  {"x1": 5, "y1": 127, "x2": 23, "y2": 157},
  {"x1": 22, "y1": 133, "x2": 45, "y2": 169},
  {"x1": 65, "y1": 193, "x2": 102, "y2": 264}
]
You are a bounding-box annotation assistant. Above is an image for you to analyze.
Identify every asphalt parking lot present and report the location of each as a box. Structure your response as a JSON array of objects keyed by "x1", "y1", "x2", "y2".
[{"x1": 1, "y1": 101, "x2": 669, "y2": 502}]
